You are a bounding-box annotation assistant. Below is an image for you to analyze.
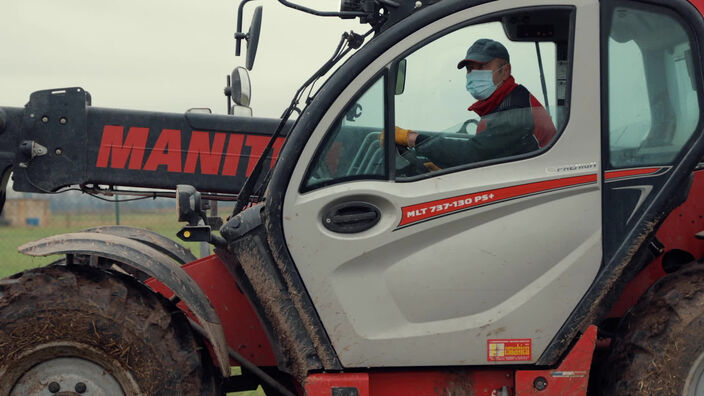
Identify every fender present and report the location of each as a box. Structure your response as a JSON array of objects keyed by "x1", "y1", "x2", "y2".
[
  {"x1": 82, "y1": 225, "x2": 197, "y2": 264},
  {"x1": 18, "y1": 232, "x2": 230, "y2": 376}
]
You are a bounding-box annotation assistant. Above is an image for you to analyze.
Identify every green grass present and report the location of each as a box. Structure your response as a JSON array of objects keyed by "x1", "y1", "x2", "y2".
[{"x1": 0, "y1": 209, "x2": 190, "y2": 278}]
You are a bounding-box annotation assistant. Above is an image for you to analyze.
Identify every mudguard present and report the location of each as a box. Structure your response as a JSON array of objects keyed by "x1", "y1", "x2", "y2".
[
  {"x1": 81, "y1": 225, "x2": 197, "y2": 264},
  {"x1": 18, "y1": 232, "x2": 230, "y2": 376}
]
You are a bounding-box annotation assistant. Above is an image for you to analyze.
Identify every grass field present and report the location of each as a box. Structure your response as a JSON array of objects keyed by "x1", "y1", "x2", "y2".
[
  {"x1": 1, "y1": 209, "x2": 267, "y2": 395},
  {"x1": 0, "y1": 209, "x2": 188, "y2": 278}
]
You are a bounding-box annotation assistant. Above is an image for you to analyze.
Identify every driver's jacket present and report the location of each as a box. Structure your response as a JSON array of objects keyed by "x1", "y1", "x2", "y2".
[{"x1": 415, "y1": 76, "x2": 556, "y2": 169}]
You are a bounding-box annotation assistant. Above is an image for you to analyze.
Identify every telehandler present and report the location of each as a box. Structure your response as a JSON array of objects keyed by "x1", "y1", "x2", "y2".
[{"x1": 1, "y1": 0, "x2": 704, "y2": 394}]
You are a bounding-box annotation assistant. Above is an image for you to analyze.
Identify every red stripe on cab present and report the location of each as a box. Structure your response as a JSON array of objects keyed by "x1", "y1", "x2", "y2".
[
  {"x1": 604, "y1": 167, "x2": 662, "y2": 180},
  {"x1": 399, "y1": 174, "x2": 597, "y2": 227}
]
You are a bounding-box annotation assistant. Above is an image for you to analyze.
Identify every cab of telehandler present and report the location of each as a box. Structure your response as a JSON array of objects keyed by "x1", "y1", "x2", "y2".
[{"x1": 223, "y1": 0, "x2": 704, "y2": 379}]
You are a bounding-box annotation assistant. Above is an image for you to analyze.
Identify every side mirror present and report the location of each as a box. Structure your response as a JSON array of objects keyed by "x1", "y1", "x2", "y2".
[
  {"x1": 231, "y1": 67, "x2": 251, "y2": 106},
  {"x1": 394, "y1": 59, "x2": 407, "y2": 95},
  {"x1": 235, "y1": 5, "x2": 263, "y2": 71},
  {"x1": 247, "y1": 6, "x2": 263, "y2": 71}
]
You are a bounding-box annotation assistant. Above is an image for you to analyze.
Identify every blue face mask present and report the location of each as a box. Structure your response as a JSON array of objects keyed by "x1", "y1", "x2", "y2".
[{"x1": 466, "y1": 69, "x2": 497, "y2": 100}]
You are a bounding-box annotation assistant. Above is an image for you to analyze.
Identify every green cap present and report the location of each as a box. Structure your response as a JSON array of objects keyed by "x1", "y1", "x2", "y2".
[{"x1": 457, "y1": 38, "x2": 510, "y2": 69}]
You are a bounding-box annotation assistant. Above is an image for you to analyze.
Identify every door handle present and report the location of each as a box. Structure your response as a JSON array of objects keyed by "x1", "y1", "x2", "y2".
[{"x1": 323, "y1": 201, "x2": 381, "y2": 233}]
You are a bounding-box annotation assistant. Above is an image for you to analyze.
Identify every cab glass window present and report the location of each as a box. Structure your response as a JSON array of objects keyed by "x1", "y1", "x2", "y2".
[
  {"x1": 393, "y1": 10, "x2": 570, "y2": 179},
  {"x1": 303, "y1": 8, "x2": 572, "y2": 190},
  {"x1": 607, "y1": 3, "x2": 700, "y2": 168},
  {"x1": 303, "y1": 77, "x2": 386, "y2": 191}
]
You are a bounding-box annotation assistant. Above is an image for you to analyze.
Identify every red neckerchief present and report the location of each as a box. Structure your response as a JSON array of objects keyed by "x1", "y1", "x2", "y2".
[{"x1": 468, "y1": 76, "x2": 518, "y2": 116}]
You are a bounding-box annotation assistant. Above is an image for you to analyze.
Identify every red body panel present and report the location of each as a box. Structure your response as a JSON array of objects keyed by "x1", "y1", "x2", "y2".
[
  {"x1": 690, "y1": 0, "x2": 704, "y2": 16},
  {"x1": 609, "y1": 169, "x2": 704, "y2": 317},
  {"x1": 514, "y1": 326, "x2": 597, "y2": 395},
  {"x1": 303, "y1": 327, "x2": 596, "y2": 396},
  {"x1": 146, "y1": 255, "x2": 277, "y2": 366},
  {"x1": 305, "y1": 373, "x2": 371, "y2": 396},
  {"x1": 305, "y1": 370, "x2": 513, "y2": 396}
]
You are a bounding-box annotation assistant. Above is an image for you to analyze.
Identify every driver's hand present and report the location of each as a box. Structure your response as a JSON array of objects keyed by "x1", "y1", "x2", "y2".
[
  {"x1": 394, "y1": 126, "x2": 412, "y2": 146},
  {"x1": 379, "y1": 126, "x2": 414, "y2": 146},
  {"x1": 424, "y1": 162, "x2": 441, "y2": 172}
]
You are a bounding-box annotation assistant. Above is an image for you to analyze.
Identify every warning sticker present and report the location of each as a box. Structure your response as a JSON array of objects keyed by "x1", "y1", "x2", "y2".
[{"x1": 487, "y1": 339, "x2": 532, "y2": 362}]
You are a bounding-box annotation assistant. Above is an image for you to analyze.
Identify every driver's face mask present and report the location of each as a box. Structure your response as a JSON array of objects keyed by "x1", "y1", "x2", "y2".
[{"x1": 466, "y1": 65, "x2": 505, "y2": 100}]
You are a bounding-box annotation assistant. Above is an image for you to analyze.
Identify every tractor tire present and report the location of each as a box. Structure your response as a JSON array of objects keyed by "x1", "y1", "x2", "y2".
[
  {"x1": 601, "y1": 262, "x2": 704, "y2": 395},
  {"x1": 0, "y1": 265, "x2": 221, "y2": 396}
]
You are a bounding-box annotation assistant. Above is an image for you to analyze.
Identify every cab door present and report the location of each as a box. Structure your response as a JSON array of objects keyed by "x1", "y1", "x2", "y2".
[
  {"x1": 280, "y1": 0, "x2": 601, "y2": 367},
  {"x1": 601, "y1": 0, "x2": 704, "y2": 260}
]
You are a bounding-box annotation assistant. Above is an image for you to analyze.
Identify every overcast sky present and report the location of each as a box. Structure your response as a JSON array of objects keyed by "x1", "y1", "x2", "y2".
[{"x1": 1, "y1": 1, "x2": 359, "y2": 117}]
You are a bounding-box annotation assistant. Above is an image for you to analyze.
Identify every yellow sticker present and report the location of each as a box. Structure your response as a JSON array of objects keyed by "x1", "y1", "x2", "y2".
[{"x1": 487, "y1": 339, "x2": 532, "y2": 361}]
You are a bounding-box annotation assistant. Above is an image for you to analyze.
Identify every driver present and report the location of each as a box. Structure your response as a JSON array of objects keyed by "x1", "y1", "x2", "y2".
[{"x1": 396, "y1": 38, "x2": 556, "y2": 169}]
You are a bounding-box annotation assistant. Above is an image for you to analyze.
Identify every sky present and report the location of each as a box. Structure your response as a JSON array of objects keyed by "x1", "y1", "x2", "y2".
[
  {"x1": 1, "y1": 1, "x2": 561, "y2": 123},
  {"x1": 0, "y1": 0, "x2": 360, "y2": 117}
]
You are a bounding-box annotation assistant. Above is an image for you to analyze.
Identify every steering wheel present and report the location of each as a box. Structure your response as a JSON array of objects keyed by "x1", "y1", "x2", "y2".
[
  {"x1": 457, "y1": 119, "x2": 479, "y2": 134},
  {"x1": 396, "y1": 145, "x2": 431, "y2": 176}
]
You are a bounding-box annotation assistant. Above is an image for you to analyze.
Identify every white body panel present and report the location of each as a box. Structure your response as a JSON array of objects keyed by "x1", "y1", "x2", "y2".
[{"x1": 283, "y1": 0, "x2": 601, "y2": 367}]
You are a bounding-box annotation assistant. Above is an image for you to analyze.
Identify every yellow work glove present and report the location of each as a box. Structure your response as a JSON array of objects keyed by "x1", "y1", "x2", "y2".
[
  {"x1": 424, "y1": 162, "x2": 441, "y2": 172},
  {"x1": 394, "y1": 126, "x2": 412, "y2": 146},
  {"x1": 379, "y1": 126, "x2": 412, "y2": 147}
]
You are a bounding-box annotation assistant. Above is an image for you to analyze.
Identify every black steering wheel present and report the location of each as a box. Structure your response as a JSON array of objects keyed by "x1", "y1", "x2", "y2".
[
  {"x1": 396, "y1": 145, "x2": 432, "y2": 176},
  {"x1": 457, "y1": 119, "x2": 479, "y2": 134}
]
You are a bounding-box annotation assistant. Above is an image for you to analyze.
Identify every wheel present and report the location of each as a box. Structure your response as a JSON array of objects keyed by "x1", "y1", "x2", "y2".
[
  {"x1": 0, "y1": 265, "x2": 221, "y2": 396},
  {"x1": 601, "y1": 262, "x2": 704, "y2": 395}
]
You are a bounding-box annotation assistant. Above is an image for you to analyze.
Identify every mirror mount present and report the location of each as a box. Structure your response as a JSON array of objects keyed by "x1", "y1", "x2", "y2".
[{"x1": 225, "y1": 74, "x2": 233, "y2": 115}]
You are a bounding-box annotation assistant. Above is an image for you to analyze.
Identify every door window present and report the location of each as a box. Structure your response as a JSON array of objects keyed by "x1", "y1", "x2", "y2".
[
  {"x1": 393, "y1": 10, "x2": 571, "y2": 178},
  {"x1": 303, "y1": 8, "x2": 573, "y2": 190},
  {"x1": 607, "y1": 3, "x2": 700, "y2": 168},
  {"x1": 303, "y1": 77, "x2": 386, "y2": 191}
]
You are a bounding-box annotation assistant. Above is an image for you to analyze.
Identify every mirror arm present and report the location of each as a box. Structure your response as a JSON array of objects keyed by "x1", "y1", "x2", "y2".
[
  {"x1": 277, "y1": 0, "x2": 366, "y2": 18},
  {"x1": 378, "y1": 0, "x2": 401, "y2": 7},
  {"x1": 232, "y1": 30, "x2": 362, "y2": 216}
]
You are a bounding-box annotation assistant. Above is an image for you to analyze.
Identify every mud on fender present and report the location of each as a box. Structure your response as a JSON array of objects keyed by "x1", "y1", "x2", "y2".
[{"x1": 220, "y1": 204, "x2": 326, "y2": 380}]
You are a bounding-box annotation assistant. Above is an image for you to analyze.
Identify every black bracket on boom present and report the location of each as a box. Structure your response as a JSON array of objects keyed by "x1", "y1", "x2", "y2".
[
  {"x1": 175, "y1": 185, "x2": 227, "y2": 247},
  {"x1": 12, "y1": 87, "x2": 90, "y2": 193}
]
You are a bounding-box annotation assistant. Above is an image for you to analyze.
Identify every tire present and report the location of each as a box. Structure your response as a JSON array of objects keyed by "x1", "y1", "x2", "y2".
[
  {"x1": 0, "y1": 265, "x2": 221, "y2": 396},
  {"x1": 602, "y1": 262, "x2": 704, "y2": 395}
]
